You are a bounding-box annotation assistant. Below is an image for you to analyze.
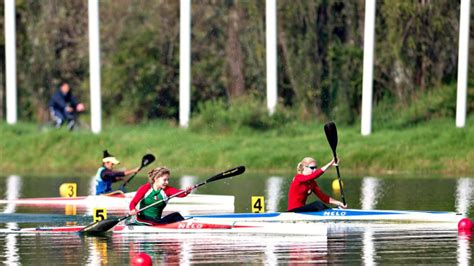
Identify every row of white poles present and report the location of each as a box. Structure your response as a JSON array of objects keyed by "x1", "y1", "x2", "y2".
[{"x1": 3, "y1": 0, "x2": 470, "y2": 134}]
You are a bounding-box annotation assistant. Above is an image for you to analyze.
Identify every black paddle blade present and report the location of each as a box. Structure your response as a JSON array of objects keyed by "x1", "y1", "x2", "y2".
[
  {"x1": 324, "y1": 122, "x2": 338, "y2": 153},
  {"x1": 142, "y1": 154, "x2": 156, "y2": 167},
  {"x1": 79, "y1": 218, "x2": 121, "y2": 235},
  {"x1": 118, "y1": 154, "x2": 155, "y2": 193},
  {"x1": 207, "y1": 166, "x2": 246, "y2": 183}
]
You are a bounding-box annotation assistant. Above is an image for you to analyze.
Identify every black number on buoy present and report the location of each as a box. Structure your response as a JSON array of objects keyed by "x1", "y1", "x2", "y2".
[
  {"x1": 93, "y1": 208, "x2": 107, "y2": 222},
  {"x1": 251, "y1": 196, "x2": 265, "y2": 213}
]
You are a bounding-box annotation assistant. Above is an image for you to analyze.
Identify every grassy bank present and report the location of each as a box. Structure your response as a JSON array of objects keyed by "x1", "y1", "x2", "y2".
[{"x1": 1, "y1": 117, "x2": 473, "y2": 176}]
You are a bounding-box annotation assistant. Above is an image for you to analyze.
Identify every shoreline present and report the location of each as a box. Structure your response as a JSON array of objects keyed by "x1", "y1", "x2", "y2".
[{"x1": 1, "y1": 118, "x2": 473, "y2": 177}]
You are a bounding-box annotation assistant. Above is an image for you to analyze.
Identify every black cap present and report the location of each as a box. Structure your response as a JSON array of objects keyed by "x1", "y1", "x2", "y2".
[
  {"x1": 103, "y1": 150, "x2": 114, "y2": 159},
  {"x1": 102, "y1": 150, "x2": 120, "y2": 164}
]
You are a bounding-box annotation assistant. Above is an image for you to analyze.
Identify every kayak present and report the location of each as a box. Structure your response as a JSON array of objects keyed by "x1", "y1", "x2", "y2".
[
  {"x1": 190, "y1": 208, "x2": 465, "y2": 223},
  {"x1": 0, "y1": 192, "x2": 235, "y2": 211},
  {"x1": 0, "y1": 208, "x2": 463, "y2": 235},
  {"x1": 0, "y1": 192, "x2": 235, "y2": 215},
  {"x1": 0, "y1": 192, "x2": 234, "y2": 207}
]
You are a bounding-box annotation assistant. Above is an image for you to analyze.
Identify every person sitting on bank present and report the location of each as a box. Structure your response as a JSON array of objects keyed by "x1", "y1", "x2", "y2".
[
  {"x1": 95, "y1": 150, "x2": 139, "y2": 195},
  {"x1": 129, "y1": 167, "x2": 193, "y2": 225},
  {"x1": 48, "y1": 82, "x2": 85, "y2": 130},
  {"x1": 287, "y1": 156, "x2": 347, "y2": 212}
]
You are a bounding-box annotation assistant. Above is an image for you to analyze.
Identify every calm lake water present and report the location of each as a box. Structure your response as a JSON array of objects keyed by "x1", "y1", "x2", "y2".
[{"x1": 0, "y1": 172, "x2": 472, "y2": 265}]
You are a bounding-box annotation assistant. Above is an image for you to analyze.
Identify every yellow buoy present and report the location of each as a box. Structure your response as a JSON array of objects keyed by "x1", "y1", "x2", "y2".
[
  {"x1": 332, "y1": 179, "x2": 343, "y2": 191},
  {"x1": 59, "y1": 183, "x2": 77, "y2": 198}
]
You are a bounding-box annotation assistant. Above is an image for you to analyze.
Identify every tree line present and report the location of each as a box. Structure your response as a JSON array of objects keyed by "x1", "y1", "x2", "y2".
[{"x1": 0, "y1": 0, "x2": 471, "y2": 126}]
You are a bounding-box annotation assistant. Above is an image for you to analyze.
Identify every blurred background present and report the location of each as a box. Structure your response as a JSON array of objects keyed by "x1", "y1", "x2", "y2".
[{"x1": 0, "y1": 0, "x2": 472, "y2": 128}]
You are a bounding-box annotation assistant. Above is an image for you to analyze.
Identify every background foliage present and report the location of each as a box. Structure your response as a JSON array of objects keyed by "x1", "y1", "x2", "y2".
[{"x1": 0, "y1": 0, "x2": 472, "y2": 128}]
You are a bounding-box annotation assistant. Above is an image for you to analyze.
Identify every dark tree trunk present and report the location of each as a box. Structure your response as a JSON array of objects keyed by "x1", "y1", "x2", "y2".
[{"x1": 225, "y1": 6, "x2": 245, "y2": 98}]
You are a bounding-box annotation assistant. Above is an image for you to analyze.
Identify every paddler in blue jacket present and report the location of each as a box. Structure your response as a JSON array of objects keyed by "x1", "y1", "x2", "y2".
[{"x1": 95, "y1": 150, "x2": 139, "y2": 195}]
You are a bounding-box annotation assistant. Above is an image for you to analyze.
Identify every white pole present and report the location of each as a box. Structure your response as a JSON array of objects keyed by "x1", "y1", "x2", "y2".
[
  {"x1": 179, "y1": 0, "x2": 191, "y2": 128},
  {"x1": 88, "y1": 0, "x2": 102, "y2": 134},
  {"x1": 266, "y1": 0, "x2": 277, "y2": 115},
  {"x1": 456, "y1": 0, "x2": 470, "y2": 128},
  {"x1": 361, "y1": 0, "x2": 376, "y2": 136},
  {"x1": 5, "y1": 0, "x2": 17, "y2": 124}
]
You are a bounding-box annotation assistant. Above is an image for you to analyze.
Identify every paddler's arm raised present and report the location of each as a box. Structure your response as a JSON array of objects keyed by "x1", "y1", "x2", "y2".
[
  {"x1": 102, "y1": 169, "x2": 126, "y2": 182},
  {"x1": 164, "y1": 186, "x2": 194, "y2": 198},
  {"x1": 123, "y1": 167, "x2": 140, "y2": 176},
  {"x1": 320, "y1": 158, "x2": 337, "y2": 172},
  {"x1": 294, "y1": 158, "x2": 337, "y2": 183}
]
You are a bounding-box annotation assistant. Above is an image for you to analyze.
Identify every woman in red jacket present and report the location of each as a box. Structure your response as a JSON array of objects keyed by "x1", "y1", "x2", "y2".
[
  {"x1": 129, "y1": 167, "x2": 193, "y2": 225},
  {"x1": 287, "y1": 157, "x2": 347, "y2": 212}
]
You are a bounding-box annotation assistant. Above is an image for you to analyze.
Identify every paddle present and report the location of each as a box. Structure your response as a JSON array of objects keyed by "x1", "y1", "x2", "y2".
[
  {"x1": 118, "y1": 154, "x2": 156, "y2": 192},
  {"x1": 324, "y1": 121, "x2": 346, "y2": 206},
  {"x1": 79, "y1": 165, "x2": 246, "y2": 235}
]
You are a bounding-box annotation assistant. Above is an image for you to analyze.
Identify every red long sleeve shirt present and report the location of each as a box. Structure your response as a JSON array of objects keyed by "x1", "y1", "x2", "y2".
[{"x1": 287, "y1": 168, "x2": 330, "y2": 211}]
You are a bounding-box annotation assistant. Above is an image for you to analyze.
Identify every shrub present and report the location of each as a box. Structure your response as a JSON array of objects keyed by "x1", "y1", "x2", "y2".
[{"x1": 190, "y1": 96, "x2": 294, "y2": 133}]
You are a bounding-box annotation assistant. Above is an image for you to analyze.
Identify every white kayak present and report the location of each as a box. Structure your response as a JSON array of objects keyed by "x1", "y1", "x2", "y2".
[
  {"x1": 190, "y1": 208, "x2": 465, "y2": 223},
  {"x1": 0, "y1": 208, "x2": 464, "y2": 236},
  {"x1": 0, "y1": 192, "x2": 233, "y2": 206},
  {"x1": 0, "y1": 192, "x2": 235, "y2": 215}
]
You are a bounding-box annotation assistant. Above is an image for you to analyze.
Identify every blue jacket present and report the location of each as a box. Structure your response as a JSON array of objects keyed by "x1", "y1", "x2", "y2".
[
  {"x1": 49, "y1": 89, "x2": 78, "y2": 111},
  {"x1": 95, "y1": 166, "x2": 125, "y2": 195}
]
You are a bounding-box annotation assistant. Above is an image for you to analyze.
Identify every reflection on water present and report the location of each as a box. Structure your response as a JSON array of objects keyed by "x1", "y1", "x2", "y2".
[
  {"x1": 456, "y1": 177, "x2": 473, "y2": 216},
  {"x1": 3, "y1": 176, "x2": 20, "y2": 214},
  {"x1": 88, "y1": 175, "x2": 96, "y2": 196},
  {"x1": 110, "y1": 234, "x2": 328, "y2": 264},
  {"x1": 0, "y1": 224, "x2": 466, "y2": 265},
  {"x1": 457, "y1": 233, "x2": 472, "y2": 266},
  {"x1": 360, "y1": 176, "x2": 382, "y2": 210},
  {"x1": 360, "y1": 177, "x2": 379, "y2": 266},
  {"x1": 265, "y1": 176, "x2": 283, "y2": 212},
  {"x1": 4, "y1": 229, "x2": 18, "y2": 266},
  {"x1": 3, "y1": 176, "x2": 20, "y2": 266},
  {"x1": 87, "y1": 236, "x2": 106, "y2": 265},
  {"x1": 0, "y1": 174, "x2": 472, "y2": 264},
  {"x1": 362, "y1": 227, "x2": 375, "y2": 266}
]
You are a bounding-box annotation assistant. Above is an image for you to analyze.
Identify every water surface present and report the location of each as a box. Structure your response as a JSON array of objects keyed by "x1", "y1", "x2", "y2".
[{"x1": 0, "y1": 173, "x2": 472, "y2": 264}]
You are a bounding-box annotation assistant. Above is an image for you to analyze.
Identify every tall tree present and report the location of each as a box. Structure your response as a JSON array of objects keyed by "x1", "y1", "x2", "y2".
[{"x1": 225, "y1": 2, "x2": 245, "y2": 98}]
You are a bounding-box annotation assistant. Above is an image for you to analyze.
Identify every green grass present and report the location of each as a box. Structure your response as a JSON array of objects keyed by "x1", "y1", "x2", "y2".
[{"x1": 1, "y1": 117, "x2": 473, "y2": 176}]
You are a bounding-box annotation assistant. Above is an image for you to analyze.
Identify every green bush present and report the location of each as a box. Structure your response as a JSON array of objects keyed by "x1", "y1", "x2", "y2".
[
  {"x1": 372, "y1": 84, "x2": 457, "y2": 130},
  {"x1": 189, "y1": 96, "x2": 295, "y2": 133}
]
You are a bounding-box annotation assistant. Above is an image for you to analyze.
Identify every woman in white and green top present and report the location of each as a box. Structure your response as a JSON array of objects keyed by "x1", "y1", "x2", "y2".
[{"x1": 129, "y1": 167, "x2": 193, "y2": 225}]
